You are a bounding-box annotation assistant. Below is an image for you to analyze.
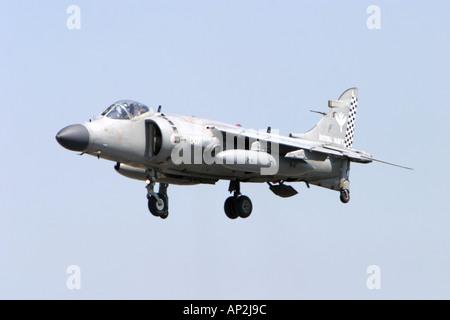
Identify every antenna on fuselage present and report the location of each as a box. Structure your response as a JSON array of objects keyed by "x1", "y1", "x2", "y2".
[{"x1": 157, "y1": 105, "x2": 162, "y2": 113}]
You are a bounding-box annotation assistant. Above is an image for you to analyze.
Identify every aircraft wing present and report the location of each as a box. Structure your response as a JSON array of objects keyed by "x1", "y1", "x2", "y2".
[{"x1": 213, "y1": 125, "x2": 413, "y2": 170}]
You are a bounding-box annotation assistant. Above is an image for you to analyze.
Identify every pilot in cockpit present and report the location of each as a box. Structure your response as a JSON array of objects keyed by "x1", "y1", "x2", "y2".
[
  {"x1": 137, "y1": 105, "x2": 147, "y2": 116},
  {"x1": 127, "y1": 103, "x2": 136, "y2": 117}
]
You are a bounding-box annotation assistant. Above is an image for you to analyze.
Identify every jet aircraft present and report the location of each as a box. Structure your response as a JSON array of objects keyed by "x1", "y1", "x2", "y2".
[{"x1": 56, "y1": 88, "x2": 411, "y2": 219}]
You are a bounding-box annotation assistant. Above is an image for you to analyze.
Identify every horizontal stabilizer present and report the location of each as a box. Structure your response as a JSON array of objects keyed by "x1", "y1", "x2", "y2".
[
  {"x1": 323, "y1": 145, "x2": 413, "y2": 169},
  {"x1": 365, "y1": 157, "x2": 414, "y2": 170}
]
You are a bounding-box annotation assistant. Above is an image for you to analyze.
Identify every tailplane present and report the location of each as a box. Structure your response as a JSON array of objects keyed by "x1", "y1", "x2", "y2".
[{"x1": 290, "y1": 88, "x2": 358, "y2": 148}]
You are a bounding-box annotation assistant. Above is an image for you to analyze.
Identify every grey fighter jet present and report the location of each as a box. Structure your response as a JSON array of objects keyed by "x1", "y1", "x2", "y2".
[{"x1": 56, "y1": 88, "x2": 411, "y2": 219}]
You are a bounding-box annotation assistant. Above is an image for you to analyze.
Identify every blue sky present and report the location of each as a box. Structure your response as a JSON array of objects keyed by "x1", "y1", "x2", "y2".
[{"x1": 1, "y1": 0, "x2": 449, "y2": 299}]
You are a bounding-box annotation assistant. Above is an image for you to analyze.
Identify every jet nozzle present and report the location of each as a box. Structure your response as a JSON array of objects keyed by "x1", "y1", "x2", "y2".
[{"x1": 56, "y1": 124, "x2": 90, "y2": 152}]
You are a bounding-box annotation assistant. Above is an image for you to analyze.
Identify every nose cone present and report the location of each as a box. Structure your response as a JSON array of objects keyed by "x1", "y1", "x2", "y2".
[{"x1": 56, "y1": 124, "x2": 90, "y2": 151}]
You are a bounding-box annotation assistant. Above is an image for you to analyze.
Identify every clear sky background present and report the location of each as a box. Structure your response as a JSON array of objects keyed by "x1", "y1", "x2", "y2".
[{"x1": 1, "y1": 0, "x2": 449, "y2": 299}]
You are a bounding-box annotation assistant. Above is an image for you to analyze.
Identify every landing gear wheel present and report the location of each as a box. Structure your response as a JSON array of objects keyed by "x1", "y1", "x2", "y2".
[
  {"x1": 224, "y1": 196, "x2": 238, "y2": 219},
  {"x1": 160, "y1": 211, "x2": 168, "y2": 219},
  {"x1": 235, "y1": 195, "x2": 252, "y2": 218},
  {"x1": 340, "y1": 189, "x2": 350, "y2": 204},
  {"x1": 148, "y1": 193, "x2": 169, "y2": 218}
]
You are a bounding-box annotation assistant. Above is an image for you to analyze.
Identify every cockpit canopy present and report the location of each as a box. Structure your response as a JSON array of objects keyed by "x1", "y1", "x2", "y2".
[{"x1": 101, "y1": 100, "x2": 153, "y2": 120}]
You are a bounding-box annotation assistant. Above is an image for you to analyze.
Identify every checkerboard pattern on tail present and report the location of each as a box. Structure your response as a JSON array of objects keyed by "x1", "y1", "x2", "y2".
[{"x1": 344, "y1": 94, "x2": 358, "y2": 148}]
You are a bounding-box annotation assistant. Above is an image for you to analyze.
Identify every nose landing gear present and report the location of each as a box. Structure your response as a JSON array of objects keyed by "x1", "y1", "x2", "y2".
[
  {"x1": 224, "y1": 180, "x2": 253, "y2": 219},
  {"x1": 147, "y1": 189, "x2": 169, "y2": 219},
  {"x1": 146, "y1": 170, "x2": 169, "y2": 219}
]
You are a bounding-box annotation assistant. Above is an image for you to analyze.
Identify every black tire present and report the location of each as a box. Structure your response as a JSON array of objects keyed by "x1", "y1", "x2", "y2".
[
  {"x1": 160, "y1": 211, "x2": 168, "y2": 219},
  {"x1": 235, "y1": 195, "x2": 252, "y2": 218},
  {"x1": 148, "y1": 193, "x2": 168, "y2": 217},
  {"x1": 340, "y1": 189, "x2": 350, "y2": 204},
  {"x1": 224, "y1": 196, "x2": 238, "y2": 219}
]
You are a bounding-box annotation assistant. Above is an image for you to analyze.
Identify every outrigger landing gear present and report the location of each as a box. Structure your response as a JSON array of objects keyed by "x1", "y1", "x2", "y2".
[
  {"x1": 339, "y1": 188, "x2": 350, "y2": 204},
  {"x1": 224, "y1": 180, "x2": 253, "y2": 219},
  {"x1": 339, "y1": 160, "x2": 351, "y2": 204},
  {"x1": 146, "y1": 170, "x2": 169, "y2": 219}
]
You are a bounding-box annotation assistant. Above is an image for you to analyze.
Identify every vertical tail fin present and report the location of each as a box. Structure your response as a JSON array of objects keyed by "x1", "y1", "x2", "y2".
[{"x1": 290, "y1": 88, "x2": 358, "y2": 148}]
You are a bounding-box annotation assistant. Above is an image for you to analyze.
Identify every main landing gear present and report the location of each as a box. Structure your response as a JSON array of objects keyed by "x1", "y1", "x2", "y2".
[
  {"x1": 224, "y1": 180, "x2": 253, "y2": 219},
  {"x1": 146, "y1": 170, "x2": 169, "y2": 219}
]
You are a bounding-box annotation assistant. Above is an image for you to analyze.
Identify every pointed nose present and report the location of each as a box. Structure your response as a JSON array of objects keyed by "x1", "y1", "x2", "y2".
[{"x1": 56, "y1": 124, "x2": 90, "y2": 151}]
